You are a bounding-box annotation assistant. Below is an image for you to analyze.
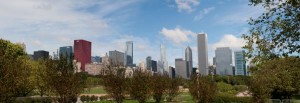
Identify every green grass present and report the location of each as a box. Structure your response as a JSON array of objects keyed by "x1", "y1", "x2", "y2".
[
  {"x1": 83, "y1": 86, "x2": 106, "y2": 94},
  {"x1": 86, "y1": 92, "x2": 194, "y2": 103}
]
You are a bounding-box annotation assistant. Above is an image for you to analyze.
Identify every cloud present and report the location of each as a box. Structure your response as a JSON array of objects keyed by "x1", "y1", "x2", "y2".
[
  {"x1": 216, "y1": 4, "x2": 263, "y2": 25},
  {"x1": 175, "y1": 0, "x2": 200, "y2": 13},
  {"x1": 194, "y1": 7, "x2": 215, "y2": 21},
  {"x1": 160, "y1": 27, "x2": 196, "y2": 44},
  {"x1": 0, "y1": 0, "x2": 139, "y2": 55},
  {"x1": 212, "y1": 34, "x2": 246, "y2": 50}
]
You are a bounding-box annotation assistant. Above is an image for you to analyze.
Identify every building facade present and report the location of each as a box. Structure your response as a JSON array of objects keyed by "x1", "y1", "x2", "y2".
[
  {"x1": 175, "y1": 58, "x2": 188, "y2": 79},
  {"x1": 215, "y1": 47, "x2": 233, "y2": 75},
  {"x1": 109, "y1": 50, "x2": 125, "y2": 66},
  {"x1": 185, "y1": 46, "x2": 193, "y2": 78},
  {"x1": 125, "y1": 41, "x2": 133, "y2": 67},
  {"x1": 151, "y1": 60, "x2": 157, "y2": 72},
  {"x1": 234, "y1": 50, "x2": 247, "y2": 76},
  {"x1": 91, "y1": 56, "x2": 101, "y2": 63},
  {"x1": 33, "y1": 50, "x2": 49, "y2": 60},
  {"x1": 146, "y1": 56, "x2": 152, "y2": 71},
  {"x1": 59, "y1": 46, "x2": 73, "y2": 59},
  {"x1": 160, "y1": 44, "x2": 168, "y2": 74},
  {"x1": 74, "y1": 39, "x2": 91, "y2": 72},
  {"x1": 197, "y1": 33, "x2": 209, "y2": 76}
]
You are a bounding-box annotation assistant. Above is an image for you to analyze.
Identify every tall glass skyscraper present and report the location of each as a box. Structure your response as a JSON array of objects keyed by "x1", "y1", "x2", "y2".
[
  {"x1": 234, "y1": 50, "x2": 246, "y2": 76},
  {"x1": 59, "y1": 46, "x2": 73, "y2": 57},
  {"x1": 146, "y1": 56, "x2": 152, "y2": 71},
  {"x1": 197, "y1": 33, "x2": 208, "y2": 76},
  {"x1": 125, "y1": 41, "x2": 133, "y2": 66},
  {"x1": 215, "y1": 47, "x2": 233, "y2": 75},
  {"x1": 185, "y1": 46, "x2": 192, "y2": 78},
  {"x1": 160, "y1": 44, "x2": 168, "y2": 74}
]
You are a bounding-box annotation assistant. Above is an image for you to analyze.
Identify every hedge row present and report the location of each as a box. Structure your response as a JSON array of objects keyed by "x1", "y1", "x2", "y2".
[
  {"x1": 213, "y1": 96, "x2": 251, "y2": 103},
  {"x1": 80, "y1": 95, "x2": 110, "y2": 102}
]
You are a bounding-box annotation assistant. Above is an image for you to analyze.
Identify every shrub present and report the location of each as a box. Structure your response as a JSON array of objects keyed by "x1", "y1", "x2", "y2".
[
  {"x1": 91, "y1": 95, "x2": 98, "y2": 101},
  {"x1": 213, "y1": 95, "x2": 251, "y2": 103}
]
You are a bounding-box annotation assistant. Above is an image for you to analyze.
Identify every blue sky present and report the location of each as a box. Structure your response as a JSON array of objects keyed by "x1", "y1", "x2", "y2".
[{"x1": 0, "y1": 0, "x2": 263, "y2": 67}]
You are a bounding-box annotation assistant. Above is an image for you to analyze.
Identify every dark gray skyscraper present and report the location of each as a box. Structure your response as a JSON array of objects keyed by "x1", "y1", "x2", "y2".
[
  {"x1": 215, "y1": 47, "x2": 233, "y2": 75},
  {"x1": 33, "y1": 50, "x2": 49, "y2": 60},
  {"x1": 197, "y1": 33, "x2": 208, "y2": 76},
  {"x1": 125, "y1": 41, "x2": 133, "y2": 66},
  {"x1": 185, "y1": 46, "x2": 193, "y2": 78}
]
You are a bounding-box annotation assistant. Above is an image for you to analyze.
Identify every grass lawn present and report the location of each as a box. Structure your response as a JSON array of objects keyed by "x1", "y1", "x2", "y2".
[
  {"x1": 86, "y1": 92, "x2": 194, "y2": 103},
  {"x1": 83, "y1": 86, "x2": 106, "y2": 94}
]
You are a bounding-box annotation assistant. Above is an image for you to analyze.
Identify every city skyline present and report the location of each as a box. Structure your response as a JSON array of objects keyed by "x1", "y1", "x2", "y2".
[{"x1": 0, "y1": 0, "x2": 259, "y2": 67}]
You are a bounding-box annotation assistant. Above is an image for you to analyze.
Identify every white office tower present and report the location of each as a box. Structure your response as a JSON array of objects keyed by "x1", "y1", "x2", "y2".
[
  {"x1": 215, "y1": 47, "x2": 233, "y2": 75},
  {"x1": 197, "y1": 33, "x2": 209, "y2": 76},
  {"x1": 185, "y1": 46, "x2": 193, "y2": 78},
  {"x1": 160, "y1": 44, "x2": 168, "y2": 74}
]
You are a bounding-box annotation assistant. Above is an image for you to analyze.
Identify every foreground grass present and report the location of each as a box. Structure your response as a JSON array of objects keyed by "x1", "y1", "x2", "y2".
[
  {"x1": 83, "y1": 86, "x2": 106, "y2": 94},
  {"x1": 86, "y1": 92, "x2": 193, "y2": 103}
]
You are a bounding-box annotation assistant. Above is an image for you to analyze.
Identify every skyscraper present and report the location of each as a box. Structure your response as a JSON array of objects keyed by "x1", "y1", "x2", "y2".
[
  {"x1": 125, "y1": 41, "x2": 133, "y2": 67},
  {"x1": 33, "y1": 50, "x2": 49, "y2": 60},
  {"x1": 59, "y1": 46, "x2": 73, "y2": 58},
  {"x1": 74, "y1": 39, "x2": 92, "y2": 72},
  {"x1": 185, "y1": 46, "x2": 193, "y2": 77},
  {"x1": 146, "y1": 56, "x2": 152, "y2": 71},
  {"x1": 160, "y1": 44, "x2": 168, "y2": 73},
  {"x1": 109, "y1": 50, "x2": 125, "y2": 65},
  {"x1": 175, "y1": 58, "x2": 188, "y2": 79},
  {"x1": 197, "y1": 33, "x2": 208, "y2": 76},
  {"x1": 215, "y1": 47, "x2": 233, "y2": 75},
  {"x1": 234, "y1": 50, "x2": 247, "y2": 76},
  {"x1": 151, "y1": 60, "x2": 157, "y2": 72}
]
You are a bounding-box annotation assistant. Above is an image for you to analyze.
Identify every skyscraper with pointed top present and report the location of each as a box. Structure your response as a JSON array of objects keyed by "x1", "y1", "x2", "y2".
[
  {"x1": 159, "y1": 44, "x2": 168, "y2": 74},
  {"x1": 197, "y1": 33, "x2": 208, "y2": 76},
  {"x1": 185, "y1": 46, "x2": 193, "y2": 77}
]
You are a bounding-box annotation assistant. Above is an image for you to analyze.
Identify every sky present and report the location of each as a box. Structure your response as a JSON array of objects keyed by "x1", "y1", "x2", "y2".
[{"x1": 0, "y1": 0, "x2": 263, "y2": 67}]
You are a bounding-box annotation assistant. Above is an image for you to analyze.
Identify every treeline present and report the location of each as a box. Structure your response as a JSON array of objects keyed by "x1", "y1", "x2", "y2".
[{"x1": 0, "y1": 39, "x2": 87, "y2": 103}]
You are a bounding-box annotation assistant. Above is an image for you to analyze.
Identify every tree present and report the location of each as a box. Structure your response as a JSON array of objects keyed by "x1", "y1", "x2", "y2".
[
  {"x1": 242, "y1": 0, "x2": 300, "y2": 63},
  {"x1": 188, "y1": 75, "x2": 216, "y2": 103},
  {"x1": 44, "y1": 55, "x2": 86, "y2": 103},
  {"x1": 34, "y1": 59, "x2": 50, "y2": 97},
  {"x1": 0, "y1": 39, "x2": 29, "y2": 102},
  {"x1": 249, "y1": 57, "x2": 300, "y2": 102},
  {"x1": 165, "y1": 77, "x2": 182, "y2": 102},
  {"x1": 102, "y1": 63, "x2": 127, "y2": 103},
  {"x1": 127, "y1": 68, "x2": 151, "y2": 103},
  {"x1": 149, "y1": 73, "x2": 168, "y2": 103}
]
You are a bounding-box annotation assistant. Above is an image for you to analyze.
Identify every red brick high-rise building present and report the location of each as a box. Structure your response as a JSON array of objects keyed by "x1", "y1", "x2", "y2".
[{"x1": 74, "y1": 39, "x2": 91, "y2": 72}]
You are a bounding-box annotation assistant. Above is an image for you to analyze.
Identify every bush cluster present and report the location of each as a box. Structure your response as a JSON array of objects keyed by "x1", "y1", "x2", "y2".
[
  {"x1": 80, "y1": 95, "x2": 108, "y2": 102},
  {"x1": 213, "y1": 95, "x2": 251, "y2": 103}
]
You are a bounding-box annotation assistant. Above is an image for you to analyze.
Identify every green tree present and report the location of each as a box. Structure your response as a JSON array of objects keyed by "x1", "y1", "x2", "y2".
[
  {"x1": 249, "y1": 57, "x2": 300, "y2": 102},
  {"x1": 150, "y1": 73, "x2": 168, "y2": 103},
  {"x1": 0, "y1": 39, "x2": 29, "y2": 102},
  {"x1": 102, "y1": 64, "x2": 127, "y2": 103},
  {"x1": 243, "y1": 0, "x2": 300, "y2": 63},
  {"x1": 44, "y1": 55, "x2": 86, "y2": 103},
  {"x1": 165, "y1": 77, "x2": 182, "y2": 102},
  {"x1": 188, "y1": 75, "x2": 216, "y2": 103},
  {"x1": 127, "y1": 68, "x2": 151, "y2": 103}
]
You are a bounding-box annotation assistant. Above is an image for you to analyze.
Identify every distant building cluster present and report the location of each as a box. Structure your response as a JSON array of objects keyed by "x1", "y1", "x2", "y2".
[{"x1": 19, "y1": 33, "x2": 248, "y2": 77}]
